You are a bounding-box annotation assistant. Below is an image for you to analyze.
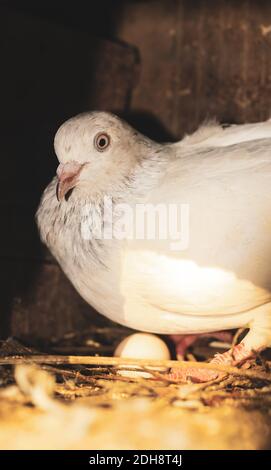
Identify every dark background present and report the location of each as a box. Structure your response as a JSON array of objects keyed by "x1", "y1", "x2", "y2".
[{"x1": 1, "y1": 0, "x2": 271, "y2": 346}]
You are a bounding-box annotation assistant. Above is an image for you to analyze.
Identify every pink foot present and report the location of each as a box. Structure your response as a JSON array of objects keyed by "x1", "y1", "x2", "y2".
[
  {"x1": 211, "y1": 343, "x2": 253, "y2": 366},
  {"x1": 169, "y1": 331, "x2": 234, "y2": 358},
  {"x1": 168, "y1": 366, "x2": 222, "y2": 383},
  {"x1": 168, "y1": 343, "x2": 253, "y2": 383}
]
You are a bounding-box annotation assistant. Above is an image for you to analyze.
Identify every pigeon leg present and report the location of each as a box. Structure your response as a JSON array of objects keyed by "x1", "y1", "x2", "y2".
[
  {"x1": 169, "y1": 331, "x2": 234, "y2": 359},
  {"x1": 168, "y1": 304, "x2": 271, "y2": 383}
]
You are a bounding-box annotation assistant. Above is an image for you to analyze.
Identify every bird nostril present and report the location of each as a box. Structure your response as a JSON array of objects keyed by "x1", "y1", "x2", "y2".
[{"x1": 56, "y1": 161, "x2": 84, "y2": 180}]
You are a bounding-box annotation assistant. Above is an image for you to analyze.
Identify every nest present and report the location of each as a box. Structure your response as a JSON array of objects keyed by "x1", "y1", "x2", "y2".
[{"x1": 0, "y1": 333, "x2": 271, "y2": 450}]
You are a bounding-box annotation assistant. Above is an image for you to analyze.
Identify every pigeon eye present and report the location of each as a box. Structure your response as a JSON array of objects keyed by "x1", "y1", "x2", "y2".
[{"x1": 94, "y1": 132, "x2": 110, "y2": 152}]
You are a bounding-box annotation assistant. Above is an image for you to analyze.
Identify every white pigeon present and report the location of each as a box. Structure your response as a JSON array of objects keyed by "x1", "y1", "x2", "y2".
[{"x1": 37, "y1": 112, "x2": 271, "y2": 382}]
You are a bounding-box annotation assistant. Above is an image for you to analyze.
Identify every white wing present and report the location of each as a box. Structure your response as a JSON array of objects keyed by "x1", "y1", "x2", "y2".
[
  {"x1": 178, "y1": 119, "x2": 271, "y2": 148},
  {"x1": 122, "y1": 137, "x2": 271, "y2": 328}
]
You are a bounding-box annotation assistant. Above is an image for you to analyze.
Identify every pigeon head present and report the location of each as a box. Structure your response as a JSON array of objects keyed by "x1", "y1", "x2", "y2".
[{"x1": 54, "y1": 111, "x2": 153, "y2": 201}]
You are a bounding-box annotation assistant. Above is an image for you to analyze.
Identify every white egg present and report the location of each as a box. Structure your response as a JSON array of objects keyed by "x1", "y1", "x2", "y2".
[{"x1": 114, "y1": 333, "x2": 171, "y2": 378}]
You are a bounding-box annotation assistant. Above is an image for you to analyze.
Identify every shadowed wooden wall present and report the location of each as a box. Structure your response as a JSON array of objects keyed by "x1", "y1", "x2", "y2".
[
  {"x1": 118, "y1": 0, "x2": 271, "y2": 138},
  {"x1": 1, "y1": 0, "x2": 271, "y2": 345}
]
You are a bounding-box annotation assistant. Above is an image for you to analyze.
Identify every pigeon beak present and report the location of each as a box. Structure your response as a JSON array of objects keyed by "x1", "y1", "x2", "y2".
[{"x1": 56, "y1": 161, "x2": 84, "y2": 201}]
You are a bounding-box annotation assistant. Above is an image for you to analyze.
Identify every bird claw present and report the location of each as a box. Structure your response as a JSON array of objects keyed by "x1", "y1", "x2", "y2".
[
  {"x1": 167, "y1": 366, "x2": 225, "y2": 383},
  {"x1": 167, "y1": 343, "x2": 253, "y2": 383},
  {"x1": 212, "y1": 343, "x2": 252, "y2": 366}
]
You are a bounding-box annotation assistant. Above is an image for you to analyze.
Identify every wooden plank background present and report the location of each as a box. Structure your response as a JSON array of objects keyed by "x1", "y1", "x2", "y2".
[{"x1": 119, "y1": 0, "x2": 271, "y2": 138}]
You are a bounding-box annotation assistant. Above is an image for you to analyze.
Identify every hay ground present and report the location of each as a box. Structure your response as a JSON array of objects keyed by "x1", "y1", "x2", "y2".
[{"x1": 0, "y1": 333, "x2": 270, "y2": 450}]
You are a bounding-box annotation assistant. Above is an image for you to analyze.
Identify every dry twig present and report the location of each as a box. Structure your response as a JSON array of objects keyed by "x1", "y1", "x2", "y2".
[{"x1": 0, "y1": 354, "x2": 270, "y2": 382}]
